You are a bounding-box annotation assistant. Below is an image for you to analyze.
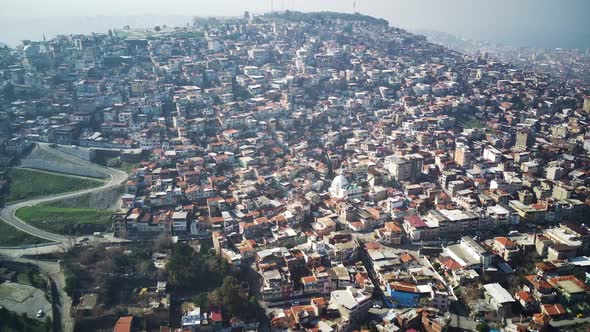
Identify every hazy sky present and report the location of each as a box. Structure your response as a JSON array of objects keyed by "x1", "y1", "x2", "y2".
[{"x1": 1, "y1": 0, "x2": 589, "y2": 48}]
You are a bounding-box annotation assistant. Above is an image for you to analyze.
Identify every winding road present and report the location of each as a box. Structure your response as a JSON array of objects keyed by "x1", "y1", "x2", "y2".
[
  {"x1": 0, "y1": 143, "x2": 128, "y2": 245},
  {"x1": 0, "y1": 144, "x2": 128, "y2": 332}
]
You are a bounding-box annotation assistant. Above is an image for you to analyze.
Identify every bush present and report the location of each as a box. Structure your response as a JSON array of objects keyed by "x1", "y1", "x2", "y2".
[
  {"x1": 207, "y1": 276, "x2": 259, "y2": 319},
  {"x1": 64, "y1": 274, "x2": 77, "y2": 297},
  {"x1": 107, "y1": 158, "x2": 122, "y2": 168},
  {"x1": 166, "y1": 243, "x2": 230, "y2": 293}
]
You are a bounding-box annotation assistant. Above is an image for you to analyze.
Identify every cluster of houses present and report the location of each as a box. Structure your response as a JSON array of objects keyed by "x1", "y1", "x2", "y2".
[{"x1": 2, "y1": 8, "x2": 590, "y2": 332}]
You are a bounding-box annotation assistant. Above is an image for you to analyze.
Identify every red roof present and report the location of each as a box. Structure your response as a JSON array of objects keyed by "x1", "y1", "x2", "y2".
[
  {"x1": 495, "y1": 237, "x2": 516, "y2": 248},
  {"x1": 440, "y1": 257, "x2": 462, "y2": 270},
  {"x1": 390, "y1": 281, "x2": 418, "y2": 293},
  {"x1": 516, "y1": 290, "x2": 533, "y2": 303},
  {"x1": 542, "y1": 303, "x2": 566, "y2": 316},
  {"x1": 113, "y1": 316, "x2": 133, "y2": 332},
  {"x1": 547, "y1": 275, "x2": 590, "y2": 292},
  {"x1": 364, "y1": 242, "x2": 382, "y2": 250},
  {"x1": 384, "y1": 222, "x2": 402, "y2": 232},
  {"x1": 400, "y1": 252, "x2": 415, "y2": 263},
  {"x1": 525, "y1": 275, "x2": 553, "y2": 291},
  {"x1": 210, "y1": 309, "x2": 222, "y2": 322},
  {"x1": 404, "y1": 215, "x2": 427, "y2": 228}
]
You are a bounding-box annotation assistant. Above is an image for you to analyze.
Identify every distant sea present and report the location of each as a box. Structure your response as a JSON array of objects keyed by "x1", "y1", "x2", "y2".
[{"x1": 0, "y1": 16, "x2": 194, "y2": 47}]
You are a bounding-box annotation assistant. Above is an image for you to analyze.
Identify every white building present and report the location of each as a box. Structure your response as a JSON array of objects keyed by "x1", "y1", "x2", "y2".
[
  {"x1": 445, "y1": 236, "x2": 492, "y2": 268},
  {"x1": 172, "y1": 211, "x2": 188, "y2": 233},
  {"x1": 329, "y1": 174, "x2": 362, "y2": 200}
]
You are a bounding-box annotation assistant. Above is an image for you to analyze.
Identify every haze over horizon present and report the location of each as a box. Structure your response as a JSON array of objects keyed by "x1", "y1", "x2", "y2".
[{"x1": 1, "y1": 0, "x2": 589, "y2": 49}]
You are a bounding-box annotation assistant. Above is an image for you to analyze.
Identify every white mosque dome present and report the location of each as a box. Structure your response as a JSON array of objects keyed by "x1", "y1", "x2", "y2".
[{"x1": 331, "y1": 174, "x2": 348, "y2": 189}]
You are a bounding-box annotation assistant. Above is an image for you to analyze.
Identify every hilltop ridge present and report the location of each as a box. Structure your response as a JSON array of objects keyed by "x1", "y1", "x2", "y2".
[{"x1": 262, "y1": 10, "x2": 389, "y2": 27}]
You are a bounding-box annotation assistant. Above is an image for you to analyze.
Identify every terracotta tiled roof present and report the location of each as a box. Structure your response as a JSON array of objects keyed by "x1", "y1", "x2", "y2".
[
  {"x1": 113, "y1": 316, "x2": 133, "y2": 332},
  {"x1": 516, "y1": 290, "x2": 533, "y2": 303},
  {"x1": 525, "y1": 275, "x2": 553, "y2": 291},
  {"x1": 542, "y1": 303, "x2": 566, "y2": 316},
  {"x1": 495, "y1": 236, "x2": 516, "y2": 248}
]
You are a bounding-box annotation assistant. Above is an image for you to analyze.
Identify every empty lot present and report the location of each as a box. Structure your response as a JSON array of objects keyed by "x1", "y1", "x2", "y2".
[{"x1": 0, "y1": 282, "x2": 51, "y2": 320}]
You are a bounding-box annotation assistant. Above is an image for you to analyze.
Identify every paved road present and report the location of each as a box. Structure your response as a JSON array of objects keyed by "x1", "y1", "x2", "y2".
[
  {"x1": 0, "y1": 281, "x2": 52, "y2": 321},
  {"x1": 0, "y1": 143, "x2": 127, "y2": 245},
  {"x1": 550, "y1": 316, "x2": 590, "y2": 328},
  {"x1": 0, "y1": 233, "x2": 129, "y2": 258},
  {"x1": 9, "y1": 257, "x2": 75, "y2": 332}
]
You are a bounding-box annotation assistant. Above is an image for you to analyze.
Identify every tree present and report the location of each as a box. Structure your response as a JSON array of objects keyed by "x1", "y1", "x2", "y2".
[
  {"x1": 210, "y1": 276, "x2": 260, "y2": 319},
  {"x1": 208, "y1": 288, "x2": 224, "y2": 307},
  {"x1": 166, "y1": 242, "x2": 229, "y2": 293},
  {"x1": 153, "y1": 233, "x2": 172, "y2": 251},
  {"x1": 64, "y1": 274, "x2": 77, "y2": 297},
  {"x1": 166, "y1": 243, "x2": 195, "y2": 287},
  {"x1": 221, "y1": 276, "x2": 244, "y2": 315},
  {"x1": 136, "y1": 260, "x2": 152, "y2": 275},
  {"x1": 154, "y1": 26, "x2": 161, "y2": 32},
  {"x1": 107, "y1": 157, "x2": 122, "y2": 168},
  {"x1": 476, "y1": 323, "x2": 488, "y2": 332}
]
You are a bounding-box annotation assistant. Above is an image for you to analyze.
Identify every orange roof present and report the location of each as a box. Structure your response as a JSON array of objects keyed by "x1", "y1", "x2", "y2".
[
  {"x1": 516, "y1": 290, "x2": 533, "y2": 303},
  {"x1": 239, "y1": 245, "x2": 253, "y2": 253},
  {"x1": 439, "y1": 257, "x2": 462, "y2": 270},
  {"x1": 364, "y1": 242, "x2": 382, "y2": 250},
  {"x1": 535, "y1": 261, "x2": 556, "y2": 271},
  {"x1": 542, "y1": 303, "x2": 566, "y2": 316},
  {"x1": 525, "y1": 275, "x2": 553, "y2": 291},
  {"x1": 350, "y1": 221, "x2": 363, "y2": 229},
  {"x1": 113, "y1": 316, "x2": 133, "y2": 332},
  {"x1": 384, "y1": 221, "x2": 402, "y2": 232},
  {"x1": 355, "y1": 272, "x2": 367, "y2": 284},
  {"x1": 390, "y1": 281, "x2": 417, "y2": 293},
  {"x1": 532, "y1": 313, "x2": 550, "y2": 325},
  {"x1": 547, "y1": 275, "x2": 590, "y2": 292},
  {"x1": 400, "y1": 252, "x2": 415, "y2": 263},
  {"x1": 302, "y1": 276, "x2": 317, "y2": 284},
  {"x1": 495, "y1": 236, "x2": 516, "y2": 248},
  {"x1": 254, "y1": 216, "x2": 269, "y2": 224}
]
